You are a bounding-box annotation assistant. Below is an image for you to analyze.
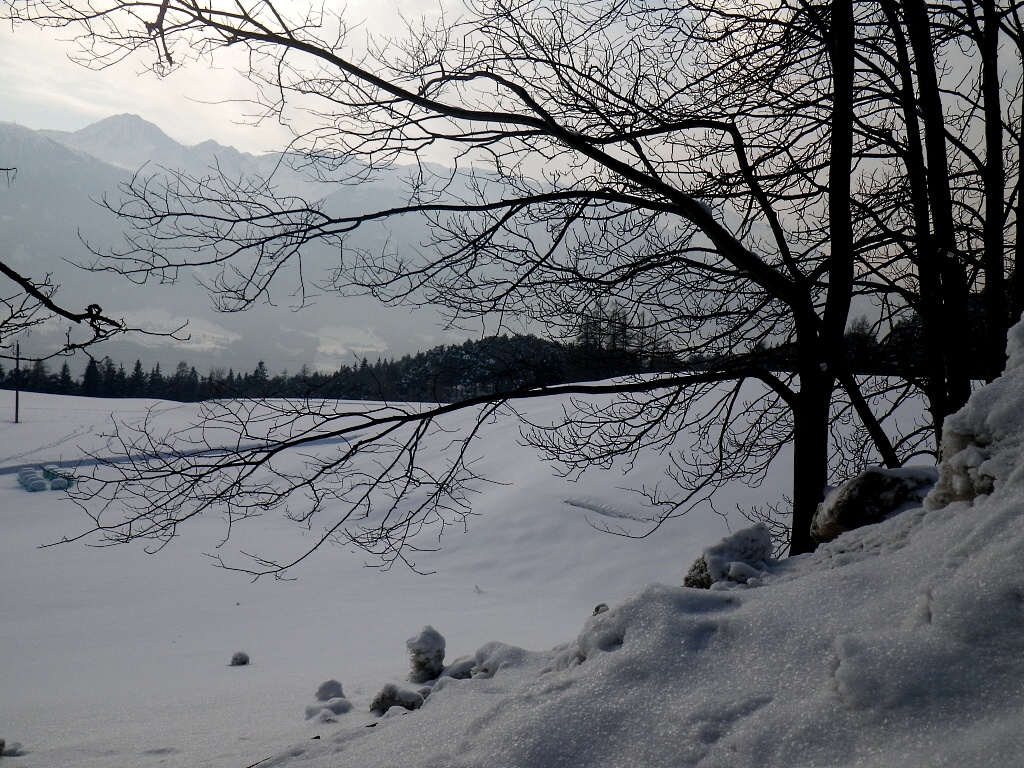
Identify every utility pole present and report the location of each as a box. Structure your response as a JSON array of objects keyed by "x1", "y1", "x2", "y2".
[{"x1": 14, "y1": 341, "x2": 20, "y2": 424}]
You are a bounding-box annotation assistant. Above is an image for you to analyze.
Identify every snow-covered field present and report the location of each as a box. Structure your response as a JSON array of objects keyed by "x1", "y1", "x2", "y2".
[
  {"x1": 0, "y1": 391, "x2": 746, "y2": 766},
  {"x1": 3, "y1": 347, "x2": 1024, "y2": 766}
]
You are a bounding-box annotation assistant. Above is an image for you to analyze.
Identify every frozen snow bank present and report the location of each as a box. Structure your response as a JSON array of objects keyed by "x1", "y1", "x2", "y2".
[{"x1": 928, "y1": 316, "x2": 1024, "y2": 509}]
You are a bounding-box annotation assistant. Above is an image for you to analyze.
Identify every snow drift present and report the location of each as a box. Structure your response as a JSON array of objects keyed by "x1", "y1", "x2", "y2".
[{"x1": 252, "y1": 323, "x2": 1024, "y2": 767}]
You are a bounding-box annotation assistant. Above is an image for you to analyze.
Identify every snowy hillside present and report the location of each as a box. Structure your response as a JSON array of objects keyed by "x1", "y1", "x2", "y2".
[{"x1": 3, "y1": 332, "x2": 1024, "y2": 765}]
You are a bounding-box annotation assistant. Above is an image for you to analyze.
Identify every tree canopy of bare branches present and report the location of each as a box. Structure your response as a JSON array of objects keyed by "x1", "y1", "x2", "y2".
[{"x1": 4, "y1": 0, "x2": 1020, "y2": 572}]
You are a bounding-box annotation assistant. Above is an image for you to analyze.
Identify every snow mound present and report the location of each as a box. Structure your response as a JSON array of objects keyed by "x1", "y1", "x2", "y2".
[
  {"x1": 928, "y1": 316, "x2": 1024, "y2": 510},
  {"x1": 683, "y1": 522, "x2": 774, "y2": 588}
]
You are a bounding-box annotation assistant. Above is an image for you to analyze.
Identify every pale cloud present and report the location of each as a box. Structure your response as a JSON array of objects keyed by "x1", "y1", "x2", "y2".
[
  {"x1": 119, "y1": 308, "x2": 241, "y2": 352},
  {"x1": 0, "y1": 0, "x2": 456, "y2": 154},
  {"x1": 0, "y1": 26, "x2": 289, "y2": 153},
  {"x1": 313, "y1": 325, "x2": 389, "y2": 369}
]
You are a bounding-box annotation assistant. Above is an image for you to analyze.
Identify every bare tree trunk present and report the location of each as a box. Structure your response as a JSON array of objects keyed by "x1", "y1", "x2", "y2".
[
  {"x1": 980, "y1": 0, "x2": 1007, "y2": 381},
  {"x1": 903, "y1": 0, "x2": 973, "y2": 414},
  {"x1": 882, "y1": 0, "x2": 948, "y2": 438},
  {"x1": 791, "y1": 324, "x2": 831, "y2": 555}
]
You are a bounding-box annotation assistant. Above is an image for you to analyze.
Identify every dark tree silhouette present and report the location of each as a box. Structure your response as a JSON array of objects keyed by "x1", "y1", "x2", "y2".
[{"x1": 4, "y1": 0, "x2": 1018, "y2": 572}]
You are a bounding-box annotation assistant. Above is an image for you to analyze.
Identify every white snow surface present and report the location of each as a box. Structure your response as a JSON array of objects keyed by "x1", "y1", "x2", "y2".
[{"x1": 2, "y1": 355, "x2": 1024, "y2": 765}]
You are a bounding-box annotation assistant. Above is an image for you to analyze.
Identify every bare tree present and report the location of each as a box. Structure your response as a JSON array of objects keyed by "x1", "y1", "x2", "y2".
[{"x1": 5, "y1": 0, "x2": 1017, "y2": 572}]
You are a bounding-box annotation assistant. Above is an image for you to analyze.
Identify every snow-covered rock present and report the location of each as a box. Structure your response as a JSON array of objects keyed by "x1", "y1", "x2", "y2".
[
  {"x1": 683, "y1": 523, "x2": 773, "y2": 589},
  {"x1": 812, "y1": 466, "x2": 937, "y2": 543}
]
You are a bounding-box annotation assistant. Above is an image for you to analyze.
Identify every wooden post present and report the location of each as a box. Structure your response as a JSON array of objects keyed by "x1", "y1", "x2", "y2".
[{"x1": 14, "y1": 341, "x2": 20, "y2": 424}]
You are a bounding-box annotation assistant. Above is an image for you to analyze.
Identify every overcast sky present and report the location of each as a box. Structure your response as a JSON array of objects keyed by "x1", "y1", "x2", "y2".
[{"x1": 0, "y1": 0, "x2": 450, "y2": 152}]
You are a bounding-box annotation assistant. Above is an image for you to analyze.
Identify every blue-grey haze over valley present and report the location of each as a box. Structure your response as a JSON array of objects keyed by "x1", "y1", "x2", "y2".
[{"x1": 0, "y1": 114, "x2": 474, "y2": 376}]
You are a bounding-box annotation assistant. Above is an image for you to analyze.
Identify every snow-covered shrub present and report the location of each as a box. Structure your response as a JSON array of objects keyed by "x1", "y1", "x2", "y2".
[
  {"x1": 407, "y1": 625, "x2": 446, "y2": 683},
  {"x1": 369, "y1": 683, "x2": 424, "y2": 714},
  {"x1": 305, "y1": 698, "x2": 352, "y2": 721},
  {"x1": 439, "y1": 656, "x2": 475, "y2": 680},
  {"x1": 303, "y1": 679, "x2": 352, "y2": 721},
  {"x1": 229, "y1": 651, "x2": 250, "y2": 666},
  {"x1": 683, "y1": 524, "x2": 773, "y2": 589},
  {"x1": 315, "y1": 679, "x2": 344, "y2": 701},
  {"x1": 811, "y1": 467, "x2": 937, "y2": 544},
  {"x1": 682, "y1": 556, "x2": 713, "y2": 589}
]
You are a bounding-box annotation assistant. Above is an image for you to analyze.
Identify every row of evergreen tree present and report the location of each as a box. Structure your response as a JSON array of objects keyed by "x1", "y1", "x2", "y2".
[
  {"x1": 0, "y1": 312, "x2": 922, "y2": 404},
  {"x1": 0, "y1": 333, "x2": 678, "y2": 403}
]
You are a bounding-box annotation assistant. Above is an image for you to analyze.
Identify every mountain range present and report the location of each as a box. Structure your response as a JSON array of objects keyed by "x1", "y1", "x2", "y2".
[{"x1": 0, "y1": 114, "x2": 455, "y2": 376}]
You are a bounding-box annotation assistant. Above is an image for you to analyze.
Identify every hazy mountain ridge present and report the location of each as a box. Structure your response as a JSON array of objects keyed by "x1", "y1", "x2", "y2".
[
  {"x1": 0, "y1": 115, "x2": 462, "y2": 374},
  {"x1": 40, "y1": 113, "x2": 266, "y2": 179}
]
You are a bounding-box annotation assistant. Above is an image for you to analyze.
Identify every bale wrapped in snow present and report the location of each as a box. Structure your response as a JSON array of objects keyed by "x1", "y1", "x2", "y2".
[
  {"x1": 407, "y1": 625, "x2": 446, "y2": 683},
  {"x1": 811, "y1": 466, "x2": 938, "y2": 544},
  {"x1": 683, "y1": 523, "x2": 773, "y2": 589}
]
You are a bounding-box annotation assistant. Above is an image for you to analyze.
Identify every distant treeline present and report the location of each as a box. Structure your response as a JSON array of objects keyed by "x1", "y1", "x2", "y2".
[
  {"x1": 0, "y1": 318, "x2": 928, "y2": 403},
  {"x1": 0, "y1": 334, "x2": 679, "y2": 403}
]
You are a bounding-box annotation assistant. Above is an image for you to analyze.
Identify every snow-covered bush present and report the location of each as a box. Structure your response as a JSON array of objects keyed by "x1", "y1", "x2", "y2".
[
  {"x1": 369, "y1": 683, "x2": 424, "y2": 714},
  {"x1": 407, "y1": 625, "x2": 446, "y2": 683},
  {"x1": 304, "y1": 679, "x2": 352, "y2": 721},
  {"x1": 229, "y1": 651, "x2": 250, "y2": 666},
  {"x1": 304, "y1": 697, "x2": 352, "y2": 722},
  {"x1": 811, "y1": 467, "x2": 937, "y2": 544},
  {"x1": 315, "y1": 679, "x2": 344, "y2": 701},
  {"x1": 439, "y1": 656, "x2": 475, "y2": 680},
  {"x1": 683, "y1": 523, "x2": 773, "y2": 589}
]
